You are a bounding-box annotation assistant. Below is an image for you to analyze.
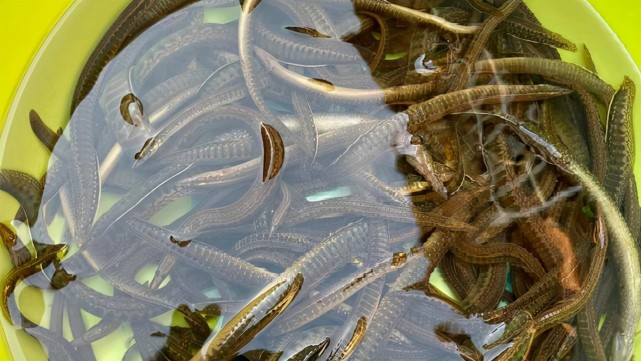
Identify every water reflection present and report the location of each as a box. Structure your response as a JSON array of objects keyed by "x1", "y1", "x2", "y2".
[{"x1": 0, "y1": 0, "x2": 634, "y2": 360}]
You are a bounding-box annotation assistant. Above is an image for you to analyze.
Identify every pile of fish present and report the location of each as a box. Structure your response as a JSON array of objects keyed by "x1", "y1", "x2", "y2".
[{"x1": 0, "y1": 0, "x2": 639, "y2": 360}]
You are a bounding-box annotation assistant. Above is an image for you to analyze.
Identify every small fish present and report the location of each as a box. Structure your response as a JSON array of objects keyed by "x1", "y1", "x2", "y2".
[
  {"x1": 285, "y1": 26, "x2": 331, "y2": 38},
  {"x1": 260, "y1": 123, "x2": 286, "y2": 182},
  {"x1": 119, "y1": 93, "x2": 145, "y2": 127},
  {"x1": 191, "y1": 273, "x2": 304, "y2": 361},
  {"x1": 134, "y1": 137, "x2": 155, "y2": 160},
  {"x1": 286, "y1": 338, "x2": 331, "y2": 361},
  {"x1": 0, "y1": 170, "x2": 44, "y2": 226},
  {"x1": 71, "y1": 0, "x2": 201, "y2": 113},
  {"x1": 28, "y1": 109, "x2": 62, "y2": 152},
  {"x1": 326, "y1": 316, "x2": 367, "y2": 360},
  {"x1": 1, "y1": 243, "x2": 67, "y2": 324}
]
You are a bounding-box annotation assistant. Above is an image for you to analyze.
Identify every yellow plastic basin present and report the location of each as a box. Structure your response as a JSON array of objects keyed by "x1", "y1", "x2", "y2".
[{"x1": 0, "y1": 0, "x2": 640, "y2": 360}]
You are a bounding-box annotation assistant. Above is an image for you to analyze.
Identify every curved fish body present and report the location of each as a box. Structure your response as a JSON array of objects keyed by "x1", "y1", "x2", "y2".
[
  {"x1": 71, "y1": 0, "x2": 201, "y2": 113},
  {"x1": 192, "y1": 273, "x2": 304, "y2": 361}
]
